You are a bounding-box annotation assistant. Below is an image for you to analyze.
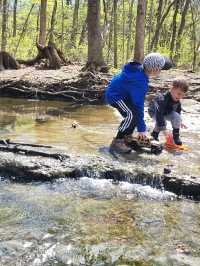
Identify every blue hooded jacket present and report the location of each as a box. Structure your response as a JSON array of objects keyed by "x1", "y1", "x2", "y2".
[{"x1": 105, "y1": 62, "x2": 149, "y2": 132}]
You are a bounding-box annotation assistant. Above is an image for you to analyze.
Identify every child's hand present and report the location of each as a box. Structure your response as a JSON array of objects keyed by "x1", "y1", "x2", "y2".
[
  {"x1": 137, "y1": 132, "x2": 147, "y2": 141},
  {"x1": 181, "y1": 123, "x2": 187, "y2": 129}
]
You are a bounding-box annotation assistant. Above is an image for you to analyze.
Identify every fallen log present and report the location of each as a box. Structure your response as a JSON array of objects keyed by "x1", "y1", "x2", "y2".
[
  {"x1": 0, "y1": 139, "x2": 52, "y2": 148},
  {"x1": 18, "y1": 42, "x2": 67, "y2": 69},
  {"x1": 0, "y1": 141, "x2": 68, "y2": 161}
]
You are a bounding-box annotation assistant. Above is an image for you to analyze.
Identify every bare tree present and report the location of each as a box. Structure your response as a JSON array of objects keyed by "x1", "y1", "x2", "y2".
[
  {"x1": 61, "y1": 0, "x2": 64, "y2": 51},
  {"x1": 147, "y1": 0, "x2": 154, "y2": 53},
  {"x1": 113, "y1": 0, "x2": 118, "y2": 68},
  {"x1": 1, "y1": 0, "x2": 8, "y2": 51},
  {"x1": 107, "y1": 4, "x2": 113, "y2": 63},
  {"x1": 190, "y1": 3, "x2": 199, "y2": 71},
  {"x1": 49, "y1": 0, "x2": 57, "y2": 43},
  {"x1": 71, "y1": 0, "x2": 79, "y2": 47},
  {"x1": 134, "y1": 0, "x2": 146, "y2": 63},
  {"x1": 101, "y1": 0, "x2": 111, "y2": 47},
  {"x1": 150, "y1": 0, "x2": 163, "y2": 50},
  {"x1": 79, "y1": 18, "x2": 87, "y2": 45},
  {"x1": 173, "y1": 0, "x2": 190, "y2": 64},
  {"x1": 170, "y1": 0, "x2": 180, "y2": 59},
  {"x1": 126, "y1": 0, "x2": 134, "y2": 61},
  {"x1": 102, "y1": 0, "x2": 108, "y2": 26},
  {"x1": 122, "y1": 0, "x2": 125, "y2": 63},
  {"x1": 84, "y1": 0, "x2": 107, "y2": 72},
  {"x1": 39, "y1": 0, "x2": 47, "y2": 46},
  {"x1": 13, "y1": 0, "x2": 17, "y2": 37}
]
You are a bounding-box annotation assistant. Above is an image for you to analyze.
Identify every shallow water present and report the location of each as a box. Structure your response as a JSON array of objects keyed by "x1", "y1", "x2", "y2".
[
  {"x1": 1, "y1": 177, "x2": 200, "y2": 265},
  {"x1": 0, "y1": 97, "x2": 117, "y2": 155},
  {"x1": 0, "y1": 97, "x2": 200, "y2": 265},
  {"x1": 0, "y1": 97, "x2": 199, "y2": 176}
]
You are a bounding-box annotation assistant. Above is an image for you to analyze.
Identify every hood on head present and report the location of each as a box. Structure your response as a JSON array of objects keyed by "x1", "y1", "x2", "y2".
[{"x1": 121, "y1": 61, "x2": 144, "y2": 80}]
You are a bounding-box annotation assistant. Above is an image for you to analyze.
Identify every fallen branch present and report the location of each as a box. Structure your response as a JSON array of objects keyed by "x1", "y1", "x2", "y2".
[{"x1": 0, "y1": 142, "x2": 68, "y2": 161}]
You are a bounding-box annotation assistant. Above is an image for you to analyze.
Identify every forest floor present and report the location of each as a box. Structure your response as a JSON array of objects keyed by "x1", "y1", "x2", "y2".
[{"x1": 0, "y1": 64, "x2": 200, "y2": 103}]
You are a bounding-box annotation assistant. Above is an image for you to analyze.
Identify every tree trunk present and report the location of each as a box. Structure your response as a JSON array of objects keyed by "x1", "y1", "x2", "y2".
[
  {"x1": 150, "y1": 0, "x2": 163, "y2": 51},
  {"x1": 13, "y1": 0, "x2": 17, "y2": 37},
  {"x1": 71, "y1": 0, "x2": 79, "y2": 47},
  {"x1": 79, "y1": 18, "x2": 87, "y2": 45},
  {"x1": 191, "y1": 5, "x2": 197, "y2": 71},
  {"x1": 98, "y1": 0, "x2": 110, "y2": 49},
  {"x1": 147, "y1": 0, "x2": 154, "y2": 53},
  {"x1": 49, "y1": 0, "x2": 57, "y2": 43},
  {"x1": 126, "y1": 0, "x2": 134, "y2": 61},
  {"x1": 36, "y1": 6, "x2": 39, "y2": 32},
  {"x1": 122, "y1": 0, "x2": 125, "y2": 63},
  {"x1": 103, "y1": 0, "x2": 108, "y2": 26},
  {"x1": 39, "y1": 0, "x2": 47, "y2": 46},
  {"x1": 61, "y1": 0, "x2": 64, "y2": 51},
  {"x1": 101, "y1": 0, "x2": 110, "y2": 49},
  {"x1": 0, "y1": 51, "x2": 20, "y2": 71},
  {"x1": 45, "y1": 42, "x2": 62, "y2": 69},
  {"x1": 170, "y1": 0, "x2": 180, "y2": 59},
  {"x1": 1, "y1": 0, "x2": 8, "y2": 51},
  {"x1": 113, "y1": 0, "x2": 118, "y2": 68},
  {"x1": 85, "y1": 0, "x2": 108, "y2": 72},
  {"x1": 18, "y1": 43, "x2": 65, "y2": 70},
  {"x1": 107, "y1": 5, "x2": 113, "y2": 64},
  {"x1": 134, "y1": 0, "x2": 146, "y2": 63},
  {"x1": 173, "y1": 0, "x2": 190, "y2": 64},
  {"x1": 0, "y1": 52, "x2": 4, "y2": 71}
]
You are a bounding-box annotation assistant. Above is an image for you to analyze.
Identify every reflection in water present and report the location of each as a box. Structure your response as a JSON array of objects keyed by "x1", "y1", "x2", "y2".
[
  {"x1": 0, "y1": 97, "x2": 118, "y2": 154},
  {"x1": 0, "y1": 114, "x2": 17, "y2": 133}
]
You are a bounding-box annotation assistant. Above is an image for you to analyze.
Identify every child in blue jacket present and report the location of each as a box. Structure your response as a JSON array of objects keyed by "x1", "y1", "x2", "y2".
[{"x1": 105, "y1": 53, "x2": 171, "y2": 153}]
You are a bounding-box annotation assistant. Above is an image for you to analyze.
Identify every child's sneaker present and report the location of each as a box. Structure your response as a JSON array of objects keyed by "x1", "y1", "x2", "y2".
[
  {"x1": 110, "y1": 138, "x2": 131, "y2": 153},
  {"x1": 173, "y1": 128, "x2": 182, "y2": 145},
  {"x1": 124, "y1": 134, "x2": 134, "y2": 145},
  {"x1": 151, "y1": 131, "x2": 159, "y2": 141}
]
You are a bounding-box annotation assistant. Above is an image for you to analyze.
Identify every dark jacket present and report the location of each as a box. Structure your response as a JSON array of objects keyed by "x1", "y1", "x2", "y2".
[
  {"x1": 148, "y1": 91, "x2": 181, "y2": 128},
  {"x1": 105, "y1": 62, "x2": 149, "y2": 132}
]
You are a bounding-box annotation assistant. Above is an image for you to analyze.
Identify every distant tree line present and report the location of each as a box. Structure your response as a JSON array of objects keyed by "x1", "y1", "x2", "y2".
[{"x1": 0, "y1": 0, "x2": 200, "y2": 71}]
